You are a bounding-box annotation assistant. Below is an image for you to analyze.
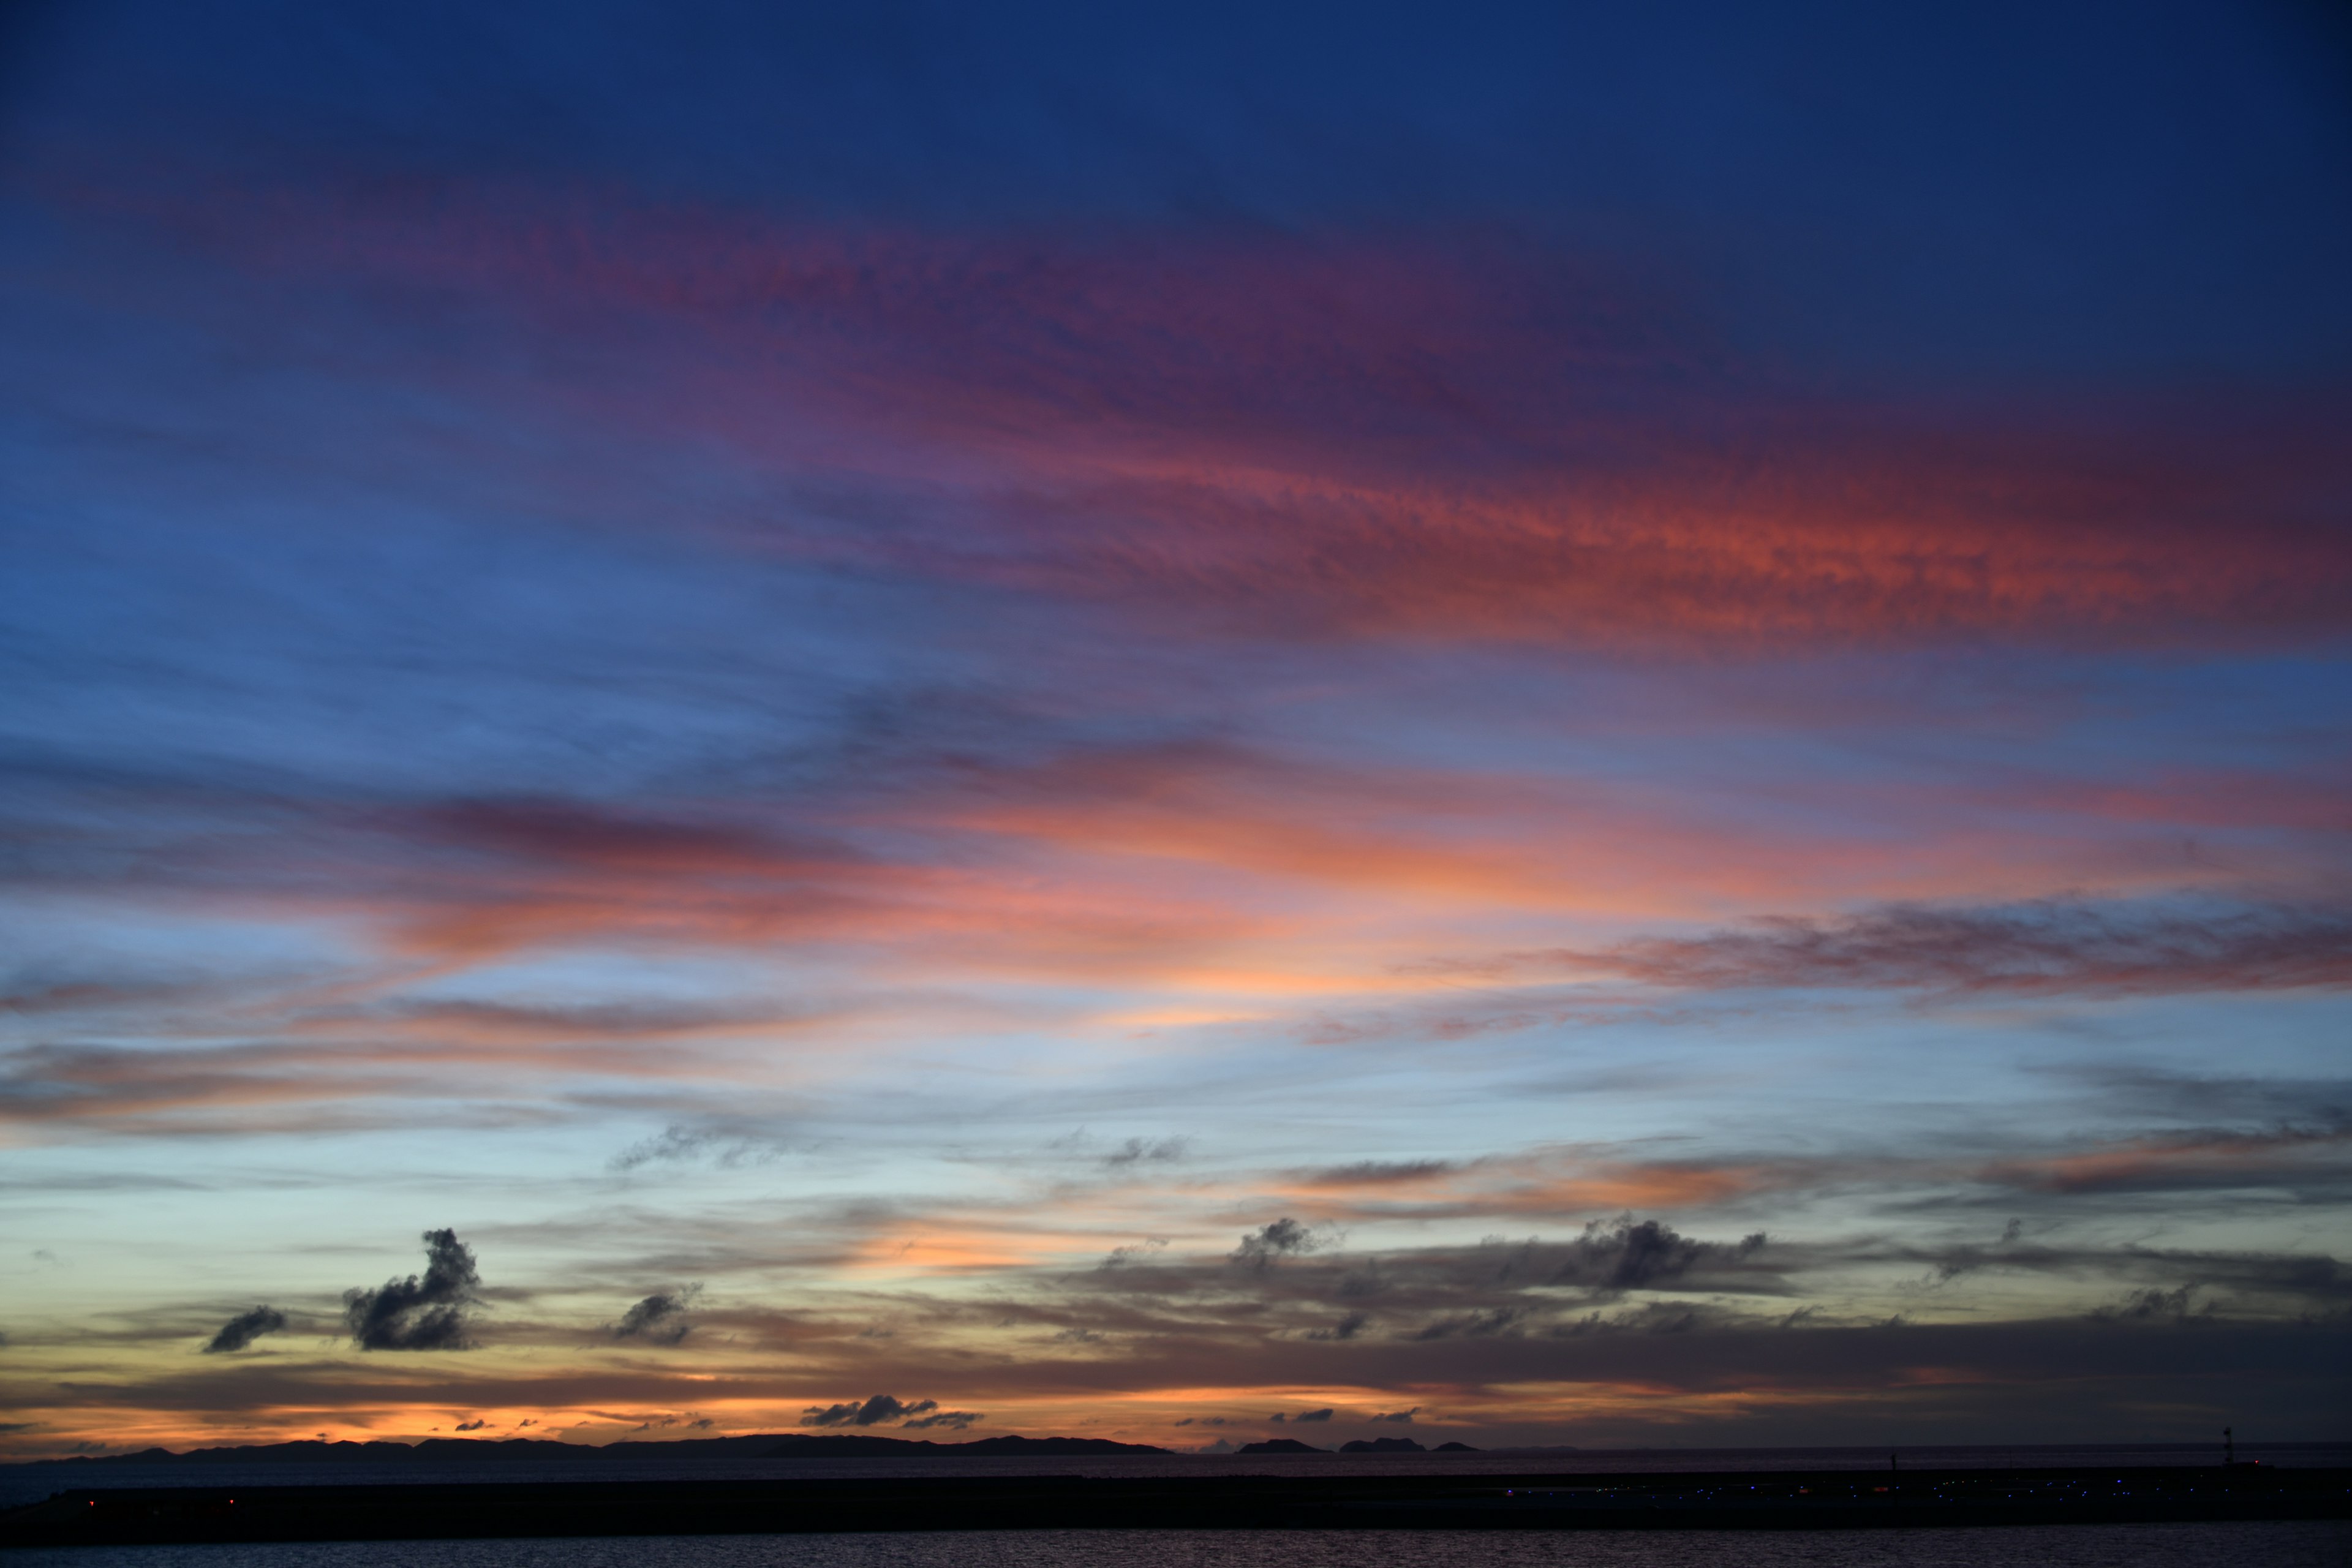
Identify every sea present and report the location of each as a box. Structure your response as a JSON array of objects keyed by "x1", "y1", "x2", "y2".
[
  {"x1": 5, "y1": 1446, "x2": 2346, "y2": 1567},
  {"x1": 3, "y1": 1524, "x2": 2350, "y2": 1568}
]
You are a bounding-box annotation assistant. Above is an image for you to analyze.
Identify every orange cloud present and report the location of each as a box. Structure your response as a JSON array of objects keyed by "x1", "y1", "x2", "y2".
[
  {"x1": 1270, "y1": 1149, "x2": 1777, "y2": 1222},
  {"x1": 1981, "y1": 1126, "x2": 2352, "y2": 1194}
]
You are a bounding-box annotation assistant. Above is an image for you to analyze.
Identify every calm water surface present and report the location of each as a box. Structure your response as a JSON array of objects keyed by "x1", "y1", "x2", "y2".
[
  {"x1": 8, "y1": 1446, "x2": 2344, "y2": 1513},
  {"x1": 5, "y1": 1525, "x2": 2350, "y2": 1568}
]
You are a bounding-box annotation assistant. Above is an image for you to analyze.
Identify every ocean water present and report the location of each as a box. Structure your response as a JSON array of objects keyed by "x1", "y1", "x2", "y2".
[
  {"x1": 7, "y1": 1444, "x2": 2343, "y2": 1513},
  {"x1": 4, "y1": 1524, "x2": 2349, "y2": 1568}
]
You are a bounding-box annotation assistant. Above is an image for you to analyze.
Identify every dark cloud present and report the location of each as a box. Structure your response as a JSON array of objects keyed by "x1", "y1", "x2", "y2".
[
  {"x1": 1374, "y1": 1407, "x2": 1420, "y2": 1423},
  {"x1": 1553, "y1": 1216, "x2": 1767, "y2": 1291},
  {"x1": 609, "y1": 1124, "x2": 791, "y2": 1172},
  {"x1": 0, "y1": 1038, "x2": 597, "y2": 1135},
  {"x1": 1036, "y1": 1215, "x2": 2349, "y2": 1368},
  {"x1": 1573, "y1": 897, "x2": 2352, "y2": 998},
  {"x1": 1104, "y1": 1137, "x2": 1188, "y2": 1167},
  {"x1": 1975, "y1": 1123, "x2": 2352, "y2": 1197},
  {"x1": 453, "y1": 1419, "x2": 487, "y2": 1431},
  {"x1": 2100, "y1": 1286, "x2": 2203, "y2": 1322},
  {"x1": 2049, "y1": 1067, "x2": 2352, "y2": 1128},
  {"x1": 612, "y1": 1287, "x2": 699, "y2": 1345},
  {"x1": 200, "y1": 1305, "x2": 286, "y2": 1354},
  {"x1": 342, "y1": 1229, "x2": 481, "y2": 1351},
  {"x1": 900, "y1": 1409, "x2": 983, "y2": 1430},
  {"x1": 801, "y1": 1393, "x2": 938, "y2": 1428},
  {"x1": 1295, "y1": 1160, "x2": 1460, "y2": 1187},
  {"x1": 1412, "y1": 1306, "x2": 1525, "y2": 1341},
  {"x1": 0, "y1": 973, "x2": 207, "y2": 1017},
  {"x1": 1882, "y1": 1237, "x2": 2350, "y2": 1313},
  {"x1": 1232, "y1": 1218, "x2": 1322, "y2": 1270},
  {"x1": 1076, "y1": 1221, "x2": 1795, "y2": 1335},
  {"x1": 1100, "y1": 1238, "x2": 1169, "y2": 1268},
  {"x1": 1294, "y1": 1407, "x2": 1335, "y2": 1422},
  {"x1": 41, "y1": 1297, "x2": 2352, "y2": 1447}
]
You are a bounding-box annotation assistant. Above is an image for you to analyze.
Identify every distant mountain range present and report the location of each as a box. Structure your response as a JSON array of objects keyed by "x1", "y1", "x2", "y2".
[
  {"x1": 1233, "y1": 1438, "x2": 1479, "y2": 1455},
  {"x1": 32, "y1": 1433, "x2": 1169, "y2": 1465}
]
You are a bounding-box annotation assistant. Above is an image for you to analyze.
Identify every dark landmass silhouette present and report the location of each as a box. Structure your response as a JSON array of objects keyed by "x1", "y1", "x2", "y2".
[
  {"x1": 32, "y1": 1433, "x2": 1166, "y2": 1465},
  {"x1": 8, "y1": 1464, "x2": 2343, "y2": 1546},
  {"x1": 1340, "y1": 1437, "x2": 1427, "y2": 1453},
  {"x1": 1235, "y1": 1438, "x2": 1329, "y2": 1455},
  {"x1": 1434, "y1": 1441, "x2": 1480, "y2": 1452}
]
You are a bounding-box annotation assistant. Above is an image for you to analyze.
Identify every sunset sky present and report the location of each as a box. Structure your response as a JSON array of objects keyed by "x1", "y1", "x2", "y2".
[{"x1": 2, "y1": 0, "x2": 2348, "y2": 1458}]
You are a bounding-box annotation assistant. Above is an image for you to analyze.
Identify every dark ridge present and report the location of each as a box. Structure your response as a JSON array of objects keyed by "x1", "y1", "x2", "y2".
[
  {"x1": 1340, "y1": 1437, "x2": 1428, "y2": 1454},
  {"x1": 1435, "y1": 1442, "x2": 1481, "y2": 1452},
  {"x1": 1235, "y1": 1439, "x2": 1329, "y2": 1455},
  {"x1": 31, "y1": 1434, "x2": 1168, "y2": 1466}
]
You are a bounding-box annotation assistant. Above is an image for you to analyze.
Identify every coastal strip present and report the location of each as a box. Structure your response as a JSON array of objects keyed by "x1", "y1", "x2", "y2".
[{"x1": 5, "y1": 1466, "x2": 2346, "y2": 1546}]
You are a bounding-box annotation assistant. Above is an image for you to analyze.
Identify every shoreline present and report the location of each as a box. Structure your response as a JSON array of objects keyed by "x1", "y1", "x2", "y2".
[{"x1": 6, "y1": 1466, "x2": 2346, "y2": 1546}]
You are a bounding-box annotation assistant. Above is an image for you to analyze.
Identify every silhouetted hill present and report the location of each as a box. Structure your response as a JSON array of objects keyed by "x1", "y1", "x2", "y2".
[
  {"x1": 35, "y1": 1433, "x2": 1167, "y2": 1464},
  {"x1": 1339, "y1": 1437, "x2": 1426, "y2": 1453},
  {"x1": 1235, "y1": 1438, "x2": 1329, "y2": 1455}
]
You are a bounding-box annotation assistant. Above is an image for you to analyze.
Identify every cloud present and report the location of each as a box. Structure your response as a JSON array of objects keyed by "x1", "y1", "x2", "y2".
[
  {"x1": 801, "y1": 1394, "x2": 938, "y2": 1428},
  {"x1": 342, "y1": 1229, "x2": 481, "y2": 1351},
  {"x1": 1232, "y1": 1218, "x2": 1323, "y2": 1270},
  {"x1": 200, "y1": 1305, "x2": 286, "y2": 1354},
  {"x1": 110, "y1": 176, "x2": 2352, "y2": 651},
  {"x1": 899, "y1": 1409, "x2": 983, "y2": 1430},
  {"x1": 1306, "y1": 1312, "x2": 1370, "y2": 1342},
  {"x1": 610, "y1": 1126, "x2": 790, "y2": 1172},
  {"x1": 1101, "y1": 1238, "x2": 1170, "y2": 1269},
  {"x1": 612, "y1": 1287, "x2": 699, "y2": 1345},
  {"x1": 1294, "y1": 1161, "x2": 1461, "y2": 1187},
  {"x1": 1565, "y1": 898, "x2": 2352, "y2": 998},
  {"x1": 454, "y1": 1419, "x2": 487, "y2": 1431},
  {"x1": 1373, "y1": 1407, "x2": 1420, "y2": 1423},
  {"x1": 2099, "y1": 1286, "x2": 2203, "y2": 1322},
  {"x1": 1977, "y1": 1124, "x2": 2352, "y2": 1197},
  {"x1": 1412, "y1": 1306, "x2": 1525, "y2": 1341},
  {"x1": 1294, "y1": 1407, "x2": 1334, "y2": 1422},
  {"x1": 1553, "y1": 1216, "x2": 1769, "y2": 1292},
  {"x1": 1104, "y1": 1137, "x2": 1188, "y2": 1167}
]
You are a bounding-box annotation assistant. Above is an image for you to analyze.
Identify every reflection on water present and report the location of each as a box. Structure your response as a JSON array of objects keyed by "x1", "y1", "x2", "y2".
[{"x1": 3, "y1": 1524, "x2": 2348, "y2": 1568}]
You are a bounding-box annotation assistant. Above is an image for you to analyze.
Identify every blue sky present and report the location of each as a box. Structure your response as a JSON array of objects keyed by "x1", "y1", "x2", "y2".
[{"x1": 1, "y1": 0, "x2": 2347, "y2": 1453}]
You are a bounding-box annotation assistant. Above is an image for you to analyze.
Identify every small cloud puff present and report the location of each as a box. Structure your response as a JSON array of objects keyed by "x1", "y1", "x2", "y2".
[
  {"x1": 612, "y1": 1286, "x2": 701, "y2": 1344},
  {"x1": 202, "y1": 1305, "x2": 287, "y2": 1354},
  {"x1": 802, "y1": 1393, "x2": 972, "y2": 1428}
]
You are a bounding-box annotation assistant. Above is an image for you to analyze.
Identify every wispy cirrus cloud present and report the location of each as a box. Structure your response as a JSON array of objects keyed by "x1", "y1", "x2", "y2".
[
  {"x1": 36, "y1": 170, "x2": 2352, "y2": 654},
  {"x1": 1978, "y1": 1123, "x2": 2352, "y2": 1196},
  {"x1": 1440, "y1": 895, "x2": 2352, "y2": 998}
]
